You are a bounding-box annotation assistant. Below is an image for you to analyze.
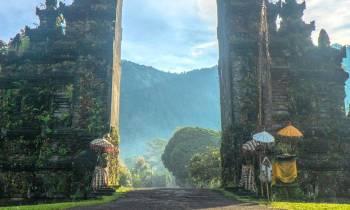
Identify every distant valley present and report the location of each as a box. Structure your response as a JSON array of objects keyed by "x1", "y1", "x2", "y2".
[
  {"x1": 119, "y1": 61, "x2": 221, "y2": 158},
  {"x1": 120, "y1": 48, "x2": 350, "y2": 158}
]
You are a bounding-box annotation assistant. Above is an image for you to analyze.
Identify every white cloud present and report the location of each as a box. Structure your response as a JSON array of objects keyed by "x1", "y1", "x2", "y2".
[
  {"x1": 122, "y1": 0, "x2": 218, "y2": 72},
  {"x1": 191, "y1": 40, "x2": 218, "y2": 57},
  {"x1": 195, "y1": 0, "x2": 217, "y2": 27},
  {"x1": 1, "y1": 0, "x2": 348, "y2": 72},
  {"x1": 303, "y1": 0, "x2": 350, "y2": 45},
  {"x1": 192, "y1": 0, "x2": 350, "y2": 45},
  {"x1": 0, "y1": 0, "x2": 73, "y2": 41}
]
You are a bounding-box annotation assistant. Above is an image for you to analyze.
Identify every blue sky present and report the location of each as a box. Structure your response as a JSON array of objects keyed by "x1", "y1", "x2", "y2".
[
  {"x1": 0, "y1": 0, "x2": 349, "y2": 72},
  {"x1": 345, "y1": 48, "x2": 350, "y2": 112}
]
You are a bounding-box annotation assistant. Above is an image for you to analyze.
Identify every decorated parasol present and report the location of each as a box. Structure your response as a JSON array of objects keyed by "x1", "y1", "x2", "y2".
[
  {"x1": 252, "y1": 131, "x2": 274, "y2": 200},
  {"x1": 277, "y1": 122, "x2": 304, "y2": 138},
  {"x1": 242, "y1": 140, "x2": 262, "y2": 153},
  {"x1": 276, "y1": 122, "x2": 303, "y2": 155},
  {"x1": 253, "y1": 131, "x2": 275, "y2": 144},
  {"x1": 90, "y1": 138, "x2": 116, "y2": 154}
]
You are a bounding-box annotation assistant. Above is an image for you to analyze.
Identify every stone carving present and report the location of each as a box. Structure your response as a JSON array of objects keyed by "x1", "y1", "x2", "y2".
[
  {"x1": 0, "y1": 0, "x2": 121, "y2": 198},
  {"x1": 218, "y1": 0, "x2": 350, "y2": 198}
]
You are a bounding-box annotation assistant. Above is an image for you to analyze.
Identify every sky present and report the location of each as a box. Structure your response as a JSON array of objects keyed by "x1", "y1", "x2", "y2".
[
  {"x1": 0, "y1": 0, "x2": 349, "y2": 72},
  {"x1": 345, "y1": 47, "x2": 350, "y2": 112}
]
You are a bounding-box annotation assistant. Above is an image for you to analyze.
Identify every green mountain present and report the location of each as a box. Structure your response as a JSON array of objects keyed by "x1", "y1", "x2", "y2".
[{"x1": 120, "y1": 61, "x2": 220, "y2": 158}]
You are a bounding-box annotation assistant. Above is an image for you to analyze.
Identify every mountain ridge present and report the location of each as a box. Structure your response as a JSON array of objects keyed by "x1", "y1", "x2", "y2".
[
  {"x1": 119, "y1": 51, "x2": 350, "y2": 158},
  {"x1": 120, "y1": 61, "x2": 220, "y2": 158}
]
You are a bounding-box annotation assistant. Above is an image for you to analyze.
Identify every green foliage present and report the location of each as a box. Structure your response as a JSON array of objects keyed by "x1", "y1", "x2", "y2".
[
  {"x1": 76, "y1": 66, "x2": 107, "y2": 134},
  {"x1": 123, "y1": 138, "x2": 174, "y2": 188},
  {"x1": 220, "y1": 189, "x2": 350, "y2": 210},
  {"x1": 38, "y1": 111, "x2": 53, "y2": 136},
  {"x1": 162, "y1": 127, "x2": 220, "y2": 187},
  {"x1": 144, "y1": 139, "x2": 167, "y2": 171},
  {"x1": 188, "y1": 147, "x2": 221, "y2": 188},
  {"x1": 130, "y1": 157, "x2": 152, "y2": 188},
  {"x1": 0, "y1": 188, "x2": 130, "y2": 210},
  {"x1": 271, "y1": 202, "x2": 350, "y2": 210},
  {"x1": 118, "y1": 161, "x2": 132, "y2": 188},
  {"x1": 221, "y1": 124, "x2": 255, "y2": 187},
  {"x1": 110, "y1": 126, "x2": 120, "y2": 146},
  {"x1": 107, "y1": 127, "x2": 120, "y2": 187},
  {"x1": 129, "y1": 156, "x2": 172, "y2": 188},
  {"x1": 0, "y1": 0, "x2": 117, "y2": 199},
  {"x1": 120, "y1": 61, "x2": 220, "y2": 157},
  {"x1": 17, "y1": 36, "x2": 30, "y2": 55},
  {"x1": 0, "y1": 40, "x2": 7, "y2": 57}
]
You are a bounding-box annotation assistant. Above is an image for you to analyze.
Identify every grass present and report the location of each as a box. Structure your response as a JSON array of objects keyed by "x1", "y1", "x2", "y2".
[
  {"x1": 215, "y1": 188, "x2": 262, "y2": 204},
  {"x1": 218, "y1": 189, "x2": 350, "y2": 210},
  {"x1": 0, "y1": 188, "x2": 131, "y2": 210},
  {"x1": 271, "y1": 202, "x2": 350, "y2": 210}
]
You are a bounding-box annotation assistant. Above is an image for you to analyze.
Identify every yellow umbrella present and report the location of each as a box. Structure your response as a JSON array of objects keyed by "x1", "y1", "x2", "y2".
[{"x1": 277, "y1": 122, "x2": 304, "y2": 138}]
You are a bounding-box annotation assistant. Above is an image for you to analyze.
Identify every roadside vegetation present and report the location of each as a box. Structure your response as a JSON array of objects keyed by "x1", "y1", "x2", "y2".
[
  {"x1": 0, "y1": 188, "x2": 130, "y2": 210},
  {"x1": 122, "y1": 139, "x2": 174, "y2": 188},
  {"x1": 271, "y1": 202, "x2": 350, "y2": 210},
  {"x1": 219, "y1": 189, "x2": 350, "y2": 210},
  {"x1": 162, "y1": 127, "x2": 221, "y2": 188},
  {"x1": 120, "y1": 127, "x2": 221, "y2": 189}
]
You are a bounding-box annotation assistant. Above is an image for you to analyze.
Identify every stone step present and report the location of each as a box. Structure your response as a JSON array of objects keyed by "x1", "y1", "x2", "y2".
[
  {"x1": 273, "y1": 97, "x2": 287, "y2": 100},
  {"x1": 273, "y1": 92, "x2": 287, "y2": 95},
  {"x1": 272, "y1": 104, "x2": 289, "y2": 109},
  {"x1": 273, "y1": 98, "x2": 288, "y2": 102}
]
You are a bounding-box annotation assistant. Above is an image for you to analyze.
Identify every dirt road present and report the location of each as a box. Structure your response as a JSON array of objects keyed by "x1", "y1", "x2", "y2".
[{"x1": 72, "y1": 188, "x2": 271, "y2": 210}]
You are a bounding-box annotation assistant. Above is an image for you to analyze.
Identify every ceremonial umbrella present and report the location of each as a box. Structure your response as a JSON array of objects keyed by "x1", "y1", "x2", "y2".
[
  {"x1": 277, "y1": 122, "x2": 304, "y2": 138},
  {"x1": 90, "y1": 138, "x2": 116, "y2": 154},
  {"x1": 252, "y1": 131, "x2": 274, "y2": 199},
  {"x1": 277, "y1": 122, "x2": 303, "y2": 155},
  {"x1": 253, "y1": 131, "x2": 275, "y2": 144}
]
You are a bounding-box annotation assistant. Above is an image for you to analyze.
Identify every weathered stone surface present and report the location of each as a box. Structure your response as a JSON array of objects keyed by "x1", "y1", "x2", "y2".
[
  {"x1": 0, "y1": 0, "x2": 121, "y2": 198},
  {"x1": 218, "y1": 0, "x2": 350, "y2": 198}
]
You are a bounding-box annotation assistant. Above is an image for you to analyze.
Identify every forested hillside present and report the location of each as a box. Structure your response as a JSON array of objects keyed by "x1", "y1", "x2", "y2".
[
  {"x1": 120, "y1": 61, "x2": 220, "y2": 157},
  {"x1": 119, "y1": 47, "x2": 350, "y2": 158}
]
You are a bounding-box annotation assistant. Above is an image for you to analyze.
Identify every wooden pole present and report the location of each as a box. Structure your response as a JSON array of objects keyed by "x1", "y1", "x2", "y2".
[
  {"x1": 266, "y1": 182, "x2": 270, "y2": 202},
  {"x1": 259, "y1": 153, "x2": 263, "y2": 197}
]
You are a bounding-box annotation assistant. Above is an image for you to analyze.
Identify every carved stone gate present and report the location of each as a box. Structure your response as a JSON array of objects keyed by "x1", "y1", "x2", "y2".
[
  {"x1": 0, "y1": 0, "x2": 122, "y2": 198},
  {"x1": 218, "y1": 0, "x2": 350, "y2": 198}
]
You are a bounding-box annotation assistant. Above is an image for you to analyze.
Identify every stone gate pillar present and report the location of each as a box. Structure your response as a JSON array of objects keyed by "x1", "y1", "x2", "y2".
[{"x1": 217, "y1": 0, "x2": 262, "y2": 187}]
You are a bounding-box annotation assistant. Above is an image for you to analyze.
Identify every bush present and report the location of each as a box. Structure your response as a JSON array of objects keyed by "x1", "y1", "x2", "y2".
[
  {"x1": 162, "y1": 127, "x2": 220, "y2": 187},
  {"x1": 118, "y1": 161, "x2": 133, "y2": 187},
  {"x1": 188, "y1": 147, "x2": 221, "y2": 188},
  {"x1": 131, "y1": 157, "x2": 152, "y2": 188}
]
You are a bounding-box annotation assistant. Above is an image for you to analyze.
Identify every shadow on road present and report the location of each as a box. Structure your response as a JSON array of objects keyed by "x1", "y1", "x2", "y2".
[{"x1": 71, "y1": 188, "x2": 270, "y2": 210}]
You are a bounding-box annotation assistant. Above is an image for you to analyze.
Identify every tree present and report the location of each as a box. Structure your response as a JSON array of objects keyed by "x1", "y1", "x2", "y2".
[
  {"x1": 118, "y1": 161, "x2": 132, "y2": 187},
  {"x1": 131, "y1": 157, "x2": 152, "y2": 188},
  {"x1": 124, "y1": 139, "x2": 174, "y2": 188},
  {"x1": 0, "y1": 41, "x2": 7, "y2": 55},
  {"x1": 188, "y1": 148, "x2": 221, "y2": 188},
  {"x1": 162, "y1": 127, "x2": 220, "y2": 187},
  {"x1": 145, "y1": 139, "x2": 167, "y2": 170},
  {"x1": 0, "y1": 40, "x2": 7, "y2": 63}
]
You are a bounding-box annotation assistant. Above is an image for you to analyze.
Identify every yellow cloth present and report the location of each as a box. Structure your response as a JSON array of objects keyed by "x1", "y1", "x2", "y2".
[{"x1": 272, "y1": 160, "x2": 297, "y2": 185}]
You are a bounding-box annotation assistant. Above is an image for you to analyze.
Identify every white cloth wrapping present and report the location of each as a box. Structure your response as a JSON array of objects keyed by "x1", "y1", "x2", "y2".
[
  {"x1": 239, "y1": 165, "x2": 257, "y2": 192},
  {"x1": 259, "y1": 157, "x2": 272, "y2": 183},
  {"x1": 242, "y1": 140, "x2": 262, "y2": 152},
  {"x1": 92, "y1": 166, "x2": 108, "y2": 191}
]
